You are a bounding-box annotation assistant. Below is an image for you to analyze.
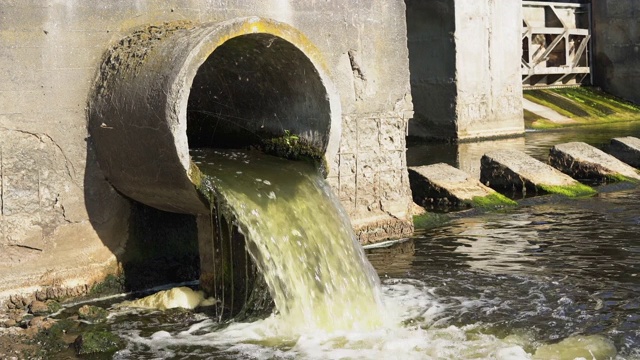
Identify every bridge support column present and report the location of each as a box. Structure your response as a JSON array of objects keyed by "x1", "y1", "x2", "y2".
[{"x1": 406, "y1": 0, "x2": 524, "y2": 141}]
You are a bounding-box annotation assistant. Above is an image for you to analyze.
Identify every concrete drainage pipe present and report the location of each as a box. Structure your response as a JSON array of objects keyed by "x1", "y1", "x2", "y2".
[{"x1": 88, "y1": 17, "x2": 342, "y2": 214}]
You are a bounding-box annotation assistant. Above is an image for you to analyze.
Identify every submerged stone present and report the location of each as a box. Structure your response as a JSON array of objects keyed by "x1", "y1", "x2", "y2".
[
  {"x1": 481, "y1": 149, "x2": 596, "y2": 197},
  {"x1": 28, "y1": 301, "x2": 49, "y2": 316},
  {"x1": 533, "y1": 335, "x2": 616, "y2": 360},
  {"x1": 409, "y1": 163, "x2": 516, "y2": 210},
  {"x1": 74, "y1": 330, "x2": 123, "y2": 356},
  {"x1": 78, "y1": 305, "x2": 108, "y2": 323},
  {"x1": 119, "y1": 287, "x2": 215, "y2": 311},
  {"x1": 549, "y1": 142, "x2": 640, "y2": 184},
  {"x1": 610, "y1": 136, "x2": 640, "y2": 168}
]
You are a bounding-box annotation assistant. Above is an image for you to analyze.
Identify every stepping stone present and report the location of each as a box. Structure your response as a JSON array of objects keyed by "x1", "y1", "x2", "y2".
[
  {"x1": 610, "y1": 136, "x2": 640, "y2": 168},
  {"x1": 480, "y1": 149, "x2": 596, "y2": 197},
  {"x1": 408, "y1": 163, "x2": 515, "y2": 210},
  {"x1": 549, "y1": 141, "x2": 640, "y2": 184}
]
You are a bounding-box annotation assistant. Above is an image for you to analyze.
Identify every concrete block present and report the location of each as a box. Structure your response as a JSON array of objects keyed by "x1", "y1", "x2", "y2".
[
  {"x1": 480, "y1": 149, "x2": 596, "y2": 197},
  {"x1": 409, "y1": 163, "x2": 515, "y2": 210},
  {"x1": 610, "y1": 136, "x2": 640, "y2": 168},
  {"x1": 549, "y1": 142, "x2": 640, "y2": 184}
]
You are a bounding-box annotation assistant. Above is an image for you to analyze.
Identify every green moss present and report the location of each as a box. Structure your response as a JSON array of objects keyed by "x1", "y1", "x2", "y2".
[
  {"x1": 469, "y1": 193, "x2": 517, "y2": 209},
  {"x1": 27, "y1": 318, "x2": 79, "y2": 357},
  {"x1": 524, "y1": 87, "x2": 640, "y2": 130},
  {"x1": 261, "y1": 133, "x2": 326, "y2": 171},
  {"x1": 523, "y1": 109, "x2": 544, "y2": 127},
  {"x1": 526, "y1": 118, "x2": 565, "y2": 130},
  {"x1": 524, "y1": 90, "x2": 586, "y2": 118},
  {"x1": 605, "y1": 173, "x2": 640, "y2": 184},
  {"x1": 78, "y1": 305, "x2": 109, "y2": 323},
  {"x1": 413, "y1": 212, "x2": 450, "y2": 230},
  {"x1": 89, "y1": 274, "x2": 125, "y2": 297},
  {"x1": 73, "y1": 330, "x2": 123, "y2": 356},
  {"x1": 46, "y1": 300, "x2": 62, "y2": 314},
  {"x1": 538, "y1": 183, "x2": 596, "y2": 197}
]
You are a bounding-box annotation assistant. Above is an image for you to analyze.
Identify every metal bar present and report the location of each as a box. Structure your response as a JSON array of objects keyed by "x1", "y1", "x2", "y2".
[
  {"x1": 549, "y1": 5, "x2": 569, "y2": 29},
  {"x1": 572, "y1": 34, "x2": 590, "y2": 68},
  {"x1": 587, "y1": 3, "x2": 594, "y2": 85},
  {"x1": 530, "y1": 28, "x2": 589, "y2": 36},
  {"x1": 522, "y1": 1, "x2": 587, "y2": 9},
  {"x1": 534, "y1": 31, "x2": 567, "y2": 66}
]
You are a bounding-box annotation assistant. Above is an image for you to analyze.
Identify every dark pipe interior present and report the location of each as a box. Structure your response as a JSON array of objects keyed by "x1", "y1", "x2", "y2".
[{"x1": 187, "y1": 34, "x2": 331, "y2": 150}]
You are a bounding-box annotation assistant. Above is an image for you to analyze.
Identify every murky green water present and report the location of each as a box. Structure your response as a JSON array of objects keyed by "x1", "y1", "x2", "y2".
[{"x1": 370, "y1": 187, "x2": 640, "y2": 359}]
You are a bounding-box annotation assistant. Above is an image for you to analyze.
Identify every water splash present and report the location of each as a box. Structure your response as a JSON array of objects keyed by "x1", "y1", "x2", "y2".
[{"x1": 192, "y1": 149, "x2": 385, "y2": 332}]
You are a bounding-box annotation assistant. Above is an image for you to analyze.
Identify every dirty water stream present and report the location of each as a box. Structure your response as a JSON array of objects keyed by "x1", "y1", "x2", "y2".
[{"x1": 38, "y1": 122, "x2": 640, "y2": 359}]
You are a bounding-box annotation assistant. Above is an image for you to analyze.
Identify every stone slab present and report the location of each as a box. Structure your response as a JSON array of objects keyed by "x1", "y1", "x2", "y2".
[
  {"x1": 610, "y1": 136, "x2": 640, "y2": 168},
  {"x1": 480, "y1": 149, "x2": 593, "y2": 196},
  {"x1": 550, "y1": 142, "x2": 640, "y2": 183},
  {"x1": 409, "y1": 163, "x2": 507, "y2": 209}
]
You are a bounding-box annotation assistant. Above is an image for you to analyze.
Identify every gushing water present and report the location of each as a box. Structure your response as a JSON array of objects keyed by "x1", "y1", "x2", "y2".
[
  {"x1": 191, "y1": 149, "x2": 385, "y2": 332},
  {"x1": 101, "y1": 149, "x2": 630, "y2": 359}
]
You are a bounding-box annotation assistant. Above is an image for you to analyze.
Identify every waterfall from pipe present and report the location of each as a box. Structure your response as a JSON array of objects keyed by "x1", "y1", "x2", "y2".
[{"x1": 192, "y1": 149, "x2": 385, "y2": 332}]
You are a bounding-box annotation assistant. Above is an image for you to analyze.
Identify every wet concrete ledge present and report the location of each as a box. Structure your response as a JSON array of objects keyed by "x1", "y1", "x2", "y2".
[
  {"x1": 409, "y1": 163, "x2": 515, "y2": 210},
  {"x1": 481, "y1": 149, "x2": 596, "y2": 197},
  {"x1": 610, "y1": 136, "x2": 640, "y2": 168},
  {"x1": 549, "y1": 142, "x2": 640, "y2": 184}
]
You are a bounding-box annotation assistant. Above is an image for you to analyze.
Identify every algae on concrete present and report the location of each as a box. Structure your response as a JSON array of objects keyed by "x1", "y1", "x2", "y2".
[
  {"x1": 537, "y1": 183, "x2": 597, "y2": 198},
  {"x1": 524, "y1": 87, "x2": 640, "y2": 129},
  {"x1": 73, "y1": 329, "x2": 123, "y2": 356},
  {"x1": 413, "y1": 212, "x2": 450, "y2": 230},
  {"x1": 470, "y1": 193, "x2": 517, "y2": 209}
]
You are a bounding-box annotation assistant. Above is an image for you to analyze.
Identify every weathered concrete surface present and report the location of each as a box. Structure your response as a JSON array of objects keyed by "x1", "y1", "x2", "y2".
[
  {"x1": 406, "y1": 0, "x2": 524, "y2": 141},
  {"x1": 550, "y1": 142, "x2": 640, "y2": 183},
  {"x1": 0, "y1": 0, "x2": 414, "y2": 304},
  {"x1": 610, "y1": 137, "x2": 640, "y2": 168},
  {"x1": 480, "y1": 149, "x2": 595, "y2": 197},
  {"x1": 409, "y1": 163, "x2": 510, "y2": 210},
  {"x1": 592, "y1": 1, "x2": 640, "y2": 104}
]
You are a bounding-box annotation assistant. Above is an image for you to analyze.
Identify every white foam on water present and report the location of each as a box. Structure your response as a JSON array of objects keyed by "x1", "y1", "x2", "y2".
[
  {"x1": 114, "y1": 279, "x2": 630, "y2": 359},
  {"x1": 115, "y1": 281, "x2": 540, "y2": 359}
]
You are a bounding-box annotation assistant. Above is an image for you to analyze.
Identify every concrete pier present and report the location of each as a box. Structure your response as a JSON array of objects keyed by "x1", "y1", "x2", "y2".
[
  {"x1": 610, "y1": 137, "x2": 640, "y2": 168},
  {"x1": 405, "y1": 0, "x2": 524, "y2": 141},
  {"x1": 550, "y1": 142, "x2": 640, "y2": 184}
]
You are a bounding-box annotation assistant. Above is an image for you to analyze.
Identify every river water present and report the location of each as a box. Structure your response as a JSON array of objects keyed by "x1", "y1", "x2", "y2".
[{"x1": 50, "y1": 122, "x2": 640, "y2": 359}]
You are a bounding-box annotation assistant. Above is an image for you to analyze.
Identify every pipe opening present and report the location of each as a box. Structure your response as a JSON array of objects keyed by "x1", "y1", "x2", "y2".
[{"x1": 187, "y1": 34, "x2": 332, "y2": 151}]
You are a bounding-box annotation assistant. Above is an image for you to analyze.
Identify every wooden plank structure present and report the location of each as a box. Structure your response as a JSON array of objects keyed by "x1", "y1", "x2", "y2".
[{"x1": 522, "y1": 1, "x2": 591, "y2": 88}]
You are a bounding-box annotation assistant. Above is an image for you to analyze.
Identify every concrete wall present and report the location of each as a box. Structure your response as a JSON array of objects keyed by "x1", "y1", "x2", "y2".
[
  {"x1": 406, "y1": 0, "x2": 524, "y2": 141},
  {"x1": 592, "y1": 1, "x2": 640, "y2": 104},
  {"x1": 0, "y1": 0, "x2": 413, "y2": 303}
]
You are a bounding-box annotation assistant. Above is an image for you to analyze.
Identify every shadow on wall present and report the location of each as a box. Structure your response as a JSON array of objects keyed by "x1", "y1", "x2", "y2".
[
  {"x1": 404, "y1": 0, "x2": 458, "y2": 140},
  {"x1": 84, "y1": 140, "x2": 201, "y2": 292}
]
